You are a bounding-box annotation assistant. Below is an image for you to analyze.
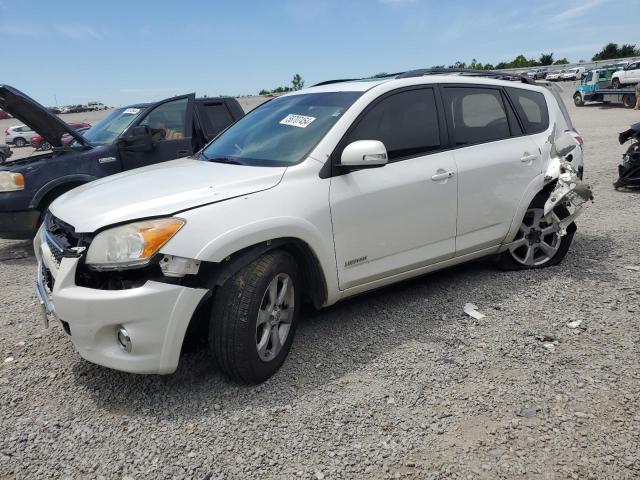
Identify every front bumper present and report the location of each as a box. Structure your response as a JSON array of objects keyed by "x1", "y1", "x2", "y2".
[
  {"x1": 0, "y1": 210, "x2": 40, "y2": 239},
  {"x1": 34, "y1": 231, "x2": 208, "y2": 374}
]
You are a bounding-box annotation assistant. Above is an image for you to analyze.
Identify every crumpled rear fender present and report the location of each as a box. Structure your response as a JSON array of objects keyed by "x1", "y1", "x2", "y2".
[{"x1": 542, "y1": 159, "x2": 593, "y2": 236}]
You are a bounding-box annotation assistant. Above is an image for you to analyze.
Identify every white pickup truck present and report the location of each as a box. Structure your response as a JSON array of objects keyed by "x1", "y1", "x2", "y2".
[{"x1": 612, "y1": 61, "x2": 640, "y2": 88}]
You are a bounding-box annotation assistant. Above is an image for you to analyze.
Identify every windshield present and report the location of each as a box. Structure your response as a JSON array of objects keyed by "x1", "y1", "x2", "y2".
[
  {"x1": 81, "y1": 107, "x2": 143, "y2": 146},
  {"x1": 199, "y1": 91, "x2": 363, "y2": 166}
]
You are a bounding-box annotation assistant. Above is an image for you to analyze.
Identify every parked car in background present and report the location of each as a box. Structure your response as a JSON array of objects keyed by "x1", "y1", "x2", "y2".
[
  {"x1": 61, "y1": 125, "x2": 91, "y2": 147},
  {"x1": 527, "y1": 68, "x2": 548, "y2": 80},
  {"x1": 560, "y1": 67, "x2": 585, "y2": 81},
  {"x1": 0, "y1": 84, "x2": 244, "y2": 239},
  {"x1": 0, "y1": 144, "x2": 11, "y2": 164},
  {"x1": 33, "y1": 71, "x2": 591, "y2": 383},
  {"x1": 31, "y1": 122, "x2": 91, "y2": 150},
  {"x1": 47, "y1": 107, "x2": 62, "y2": 114},
  {"x1": 612, "y1": 61, "x2": 640, "y2": 88},
  {"x1": 0, "y1": 110, "x2": 12, "y2": 119},
  {"x1": 88, "y1": 102, "x2": 107, "y2": 111},
  {"x1": 4, "y1": 125, "x2": 38, "y2": 147},
  {"x1": 545, "y1": 70, "x2": 564, "y2": 81}
]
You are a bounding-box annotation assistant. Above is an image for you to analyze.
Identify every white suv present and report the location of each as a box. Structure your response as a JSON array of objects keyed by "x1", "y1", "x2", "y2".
[
  {"x1": 611, "y1": 61, "x2": 640, "y2": 88},
  {"x1": 34, "y1": 72, "x2": 592, "y2": 383},
  {"x1": 5, "y1": 125, "x2": 37, "y2": 147}
]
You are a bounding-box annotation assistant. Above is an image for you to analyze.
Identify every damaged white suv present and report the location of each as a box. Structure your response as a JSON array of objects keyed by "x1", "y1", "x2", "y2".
[{"x1": 35, "y1": 71, "x2": 592, "y2": 383}]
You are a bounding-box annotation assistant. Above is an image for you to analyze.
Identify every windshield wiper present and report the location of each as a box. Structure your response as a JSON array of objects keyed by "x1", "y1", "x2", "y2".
[{"x1": 201, "y1": 155, "x2": 244, "y2": 165}]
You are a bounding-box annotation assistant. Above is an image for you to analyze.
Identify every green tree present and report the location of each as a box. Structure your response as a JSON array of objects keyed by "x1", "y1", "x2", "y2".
[
  {"x1": 592, "y1": 43, "x2": 621, "y2": 61},
  {"x1": 554, "y1": 58, "x2": 570, "y2": 65},
  {"x1": 510, "y1": 55, "x2": 531, "y2": 68},
  {"x1": 539, "y1": 53, "x2": 554, "y2": 66},
  {"x1": 619, "y1": 44, "x2": 639, "y2": 57},
  {"x1": 259, "y1": 89, "x2": 269, "y2": 95},
  {"x1": 372, "y1": 72, "x2": 390, "y2": 77},
  {"x1": 291, "y1": 74, "x2": 305, "y2": 91}
]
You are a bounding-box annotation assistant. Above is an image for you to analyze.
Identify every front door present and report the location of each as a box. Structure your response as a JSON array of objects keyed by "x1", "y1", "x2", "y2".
[
  {"x1": 329, "y1": 87, "x2": 458, "y2": 290},
  {"x1": 120, "y1": 94, "x2": 195, "y2": 170},
  {"x1": 441, "y1": 85, "x2": 543, "y2": 254}
]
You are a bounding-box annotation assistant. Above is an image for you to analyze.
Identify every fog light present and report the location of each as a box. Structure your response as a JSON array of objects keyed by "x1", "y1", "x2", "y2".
[{"x1": 116, "y1": 327, "x2": 132, "y2": 353}]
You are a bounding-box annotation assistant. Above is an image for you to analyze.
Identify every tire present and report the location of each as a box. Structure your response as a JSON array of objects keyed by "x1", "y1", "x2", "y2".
[
  {"x1": 573, "y1": 93, "x2": 584, "y2": 106},
  {"x1": 209, "y1": 250, "x2": 301, "y2": 383},
  {"x1": 14, "y1": 137, "x2": 26, "y2": 147},
  {"x1": 612, "y1": 78, "x2": 621, "y2": 89},
  {"x1": 498, "y1": 196, "x2": 576, "y2": 270},
  {"x1": 41, "y1": 141, "x2": 51, "y2": 150},
  {"x1": 622, "y1": 94, "x2": 635, "y2": 109}
]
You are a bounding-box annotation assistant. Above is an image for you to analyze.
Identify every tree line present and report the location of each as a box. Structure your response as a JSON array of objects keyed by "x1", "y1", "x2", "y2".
[{"x1": 258, "y1": 43, "x2": 639, "y2": 95}]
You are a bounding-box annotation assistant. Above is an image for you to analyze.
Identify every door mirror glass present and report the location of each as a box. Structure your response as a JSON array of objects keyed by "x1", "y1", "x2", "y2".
[{"x1": 340, "y1": 140, "x2": 388, "y2": 168}]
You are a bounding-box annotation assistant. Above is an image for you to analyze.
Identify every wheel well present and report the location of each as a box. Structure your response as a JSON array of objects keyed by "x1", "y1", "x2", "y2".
[
  {"x1": 38, "y1": 182, "x2": 85, "y2": 212},
  {"x1": 181, "y1": 237, "x2": 328, "y2": 355}
]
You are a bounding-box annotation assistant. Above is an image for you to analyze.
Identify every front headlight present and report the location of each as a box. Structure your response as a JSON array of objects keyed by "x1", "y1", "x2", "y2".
[
  {"x1": 85, "y1": 218, "x2": 185, "y2": 270},
  {"x1": 0, "y1": 172, "x2": 24, "y2": 192}
]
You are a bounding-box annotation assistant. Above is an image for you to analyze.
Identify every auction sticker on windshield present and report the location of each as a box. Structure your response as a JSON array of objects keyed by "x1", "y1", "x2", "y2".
[
  {"x1": 280, "y1": 114, "x2": 316, "y2": 128},
  {"x1": 123, "y1": 108, "x2": 141, "y2": 115}
]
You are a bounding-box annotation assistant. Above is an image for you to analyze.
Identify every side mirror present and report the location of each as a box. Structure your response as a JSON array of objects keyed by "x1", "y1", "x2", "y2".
[
  {"x1": 120, "y1": 125, "x2": 154, "y2": 152},
  {"x1": 340, "y1": 140, "x2": 388, "y2": 169},
  {"x1": 555, "y1": 132, "x2": 577, "y2": 157}
]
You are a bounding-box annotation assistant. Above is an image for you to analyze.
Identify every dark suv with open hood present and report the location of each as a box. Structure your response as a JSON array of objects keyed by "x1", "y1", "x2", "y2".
[{"x1": 0, "y1": 85, "x2": 244, "y2": 239}]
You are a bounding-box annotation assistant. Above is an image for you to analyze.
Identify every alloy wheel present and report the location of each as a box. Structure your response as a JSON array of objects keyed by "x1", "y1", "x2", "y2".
[
  {"x1": 255, "y1": 273, "x2": 295, "y2": 362},
  {"x1": 509, "y1": 208, "x2": 561, "y2": 266}
]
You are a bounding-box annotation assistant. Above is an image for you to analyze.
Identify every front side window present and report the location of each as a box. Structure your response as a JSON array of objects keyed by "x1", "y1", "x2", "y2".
[
  {"x1": 506, "y1": 88, "x2": 549, "y2": 135},
  {"x1": 443, "y1": 87, "x2": 510, "y2": 146},
  {"x1": 344, "y1": 88, "x2": 441, "y2": 160},
  {"x1": 200, "y1": 92, "x2": 362, "y2": 166},
  {"x1": 139, "y1": 98, "x2": 188, "y2": 141}
]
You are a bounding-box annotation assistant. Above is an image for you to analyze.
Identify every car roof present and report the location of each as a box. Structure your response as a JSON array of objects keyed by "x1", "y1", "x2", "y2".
[{"x1": 290, "y1": 73, "x2": 543, "y2": 96}]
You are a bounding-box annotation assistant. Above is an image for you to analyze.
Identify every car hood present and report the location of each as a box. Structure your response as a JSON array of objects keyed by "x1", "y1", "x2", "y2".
[
  {"x1": 49, "y1": 158, "x2": 287, "y2": 232},
  {"x1": 0, "y1": 85, "x2": 91, "y2": 148}
]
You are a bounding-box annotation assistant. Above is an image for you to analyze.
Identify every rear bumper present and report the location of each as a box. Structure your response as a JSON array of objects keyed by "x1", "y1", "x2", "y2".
[{"x1": 0, "y1": 210, "x2": 40, "y2": 239}]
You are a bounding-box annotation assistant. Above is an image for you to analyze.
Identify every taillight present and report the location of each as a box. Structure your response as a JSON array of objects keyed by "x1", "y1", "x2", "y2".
[{"x1": 569, "y1": 130, "x2": 584, "y2": 145}]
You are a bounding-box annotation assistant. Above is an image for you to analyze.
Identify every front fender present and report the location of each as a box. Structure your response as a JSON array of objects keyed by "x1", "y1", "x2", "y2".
[{"x1": 29, "y1": 174, "x2": 97, "y2": 209}]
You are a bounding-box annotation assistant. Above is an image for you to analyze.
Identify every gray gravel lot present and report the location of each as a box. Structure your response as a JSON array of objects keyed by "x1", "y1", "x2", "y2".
[{"x1": 1, "y1": 83, "x2": 639, "y2": 479}]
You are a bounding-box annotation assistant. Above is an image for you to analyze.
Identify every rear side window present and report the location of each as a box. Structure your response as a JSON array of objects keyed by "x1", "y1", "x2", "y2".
[
  {"x1": 443, "y1": 87, "x2": 510, "y2": 145},
  {"x1": 200, "y1": 102, "x2": 234, "y2": 138},
  {"x1": 506, "y1": 88, "x2": 549, "y2": 134},
  {"x1": 345, "y1": 88, "x2": 441, "y2": 161}
]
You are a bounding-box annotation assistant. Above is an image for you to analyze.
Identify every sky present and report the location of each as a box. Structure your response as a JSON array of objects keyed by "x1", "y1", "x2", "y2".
[{"x1": 0, "y1": 0, "x2": 637, "y2": 106}]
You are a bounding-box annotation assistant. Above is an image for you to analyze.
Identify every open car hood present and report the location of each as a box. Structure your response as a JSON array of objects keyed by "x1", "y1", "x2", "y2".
[{"x1": 0, "y1": 85, "x2": 92, "y2": 148}]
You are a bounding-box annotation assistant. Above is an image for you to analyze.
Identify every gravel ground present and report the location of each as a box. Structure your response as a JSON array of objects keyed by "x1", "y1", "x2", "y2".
[{"x1": 1, "y1": 83, "x2": 639, "y2": 480}]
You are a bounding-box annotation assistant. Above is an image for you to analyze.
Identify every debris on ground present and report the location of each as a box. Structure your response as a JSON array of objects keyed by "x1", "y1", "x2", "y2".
[
  {"x1": 463, "y1": 303, "x2": 485, "y2": 320},
  {"x1": 567, "y1": 319, "x2": 583, "y2": 329},
  {"x1": 623, "y1": 265, "x2": 640, "y2": 271}
]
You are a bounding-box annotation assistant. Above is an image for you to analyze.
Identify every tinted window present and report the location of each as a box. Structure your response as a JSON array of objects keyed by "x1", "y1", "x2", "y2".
[
  {"x1": 140, "y1": 98, "x2": 188, "y2": 140},
  {"x1": 200, "y1": 102, "x2": 233, "y2": 137},
  {"x1": 443, "y1": 87, "x2": 510, "y2": 145},
  {"x1": 345, "y1": 88, "x2": 441, "y2": 160},
  {"x1": 506, "y1": 88, "x2": 549, "y2": 134}
]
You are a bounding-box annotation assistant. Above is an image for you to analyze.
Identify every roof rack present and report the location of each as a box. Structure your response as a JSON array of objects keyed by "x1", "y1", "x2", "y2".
[
  {"x1": 312, "y1": 68, "x2": 535, "y2": 88},
  {"x1": 395, "y1": 68, "x2": 535, "y2": 84}
]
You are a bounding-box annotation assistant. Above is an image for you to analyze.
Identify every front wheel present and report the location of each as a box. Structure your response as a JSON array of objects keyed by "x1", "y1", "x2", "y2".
[
  {"x1": 612, "y1": 78, "x2": 621, "y2": 89},
  {"x1": 14, "y1": 137, "x2": 26, "y2": 147},
  {"x1": 209, "y1": 250, "x2": 300, "y2": 383},
  {"x1": 498, "y1": 199, "x2": 575, "y2": 270}
]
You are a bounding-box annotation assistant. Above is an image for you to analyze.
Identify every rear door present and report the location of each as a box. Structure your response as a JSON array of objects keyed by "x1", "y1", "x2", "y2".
[
  {"x1": 119, "y1": 94, "x2": 194, "y2": 170},
  {"x1": 441, "y1": 85, "x2": 542, "y2": 255},
  {"x1": 195, "y1": 100, "x2": 236, "y2": 143}
]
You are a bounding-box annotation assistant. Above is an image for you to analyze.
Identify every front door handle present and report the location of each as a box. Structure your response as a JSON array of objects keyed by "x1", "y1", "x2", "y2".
[
  {"x1": 177, "y1": 150, "x2": 190, "y2": 157},
  {"x1": 520, "y1": 154, "x2": 538, "y2": 163},
  {"x1": 431, "y1": 170, "x2": 455, "y2": 181}
]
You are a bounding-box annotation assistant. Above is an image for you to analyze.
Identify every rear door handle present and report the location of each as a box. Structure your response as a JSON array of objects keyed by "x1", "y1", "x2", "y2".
[
  {"x1": 520, "y1": 154, "x2": 538, "y2": 163},
  {"x1": 431, "y1": 171, "x2": 455, "y2": 181}
]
